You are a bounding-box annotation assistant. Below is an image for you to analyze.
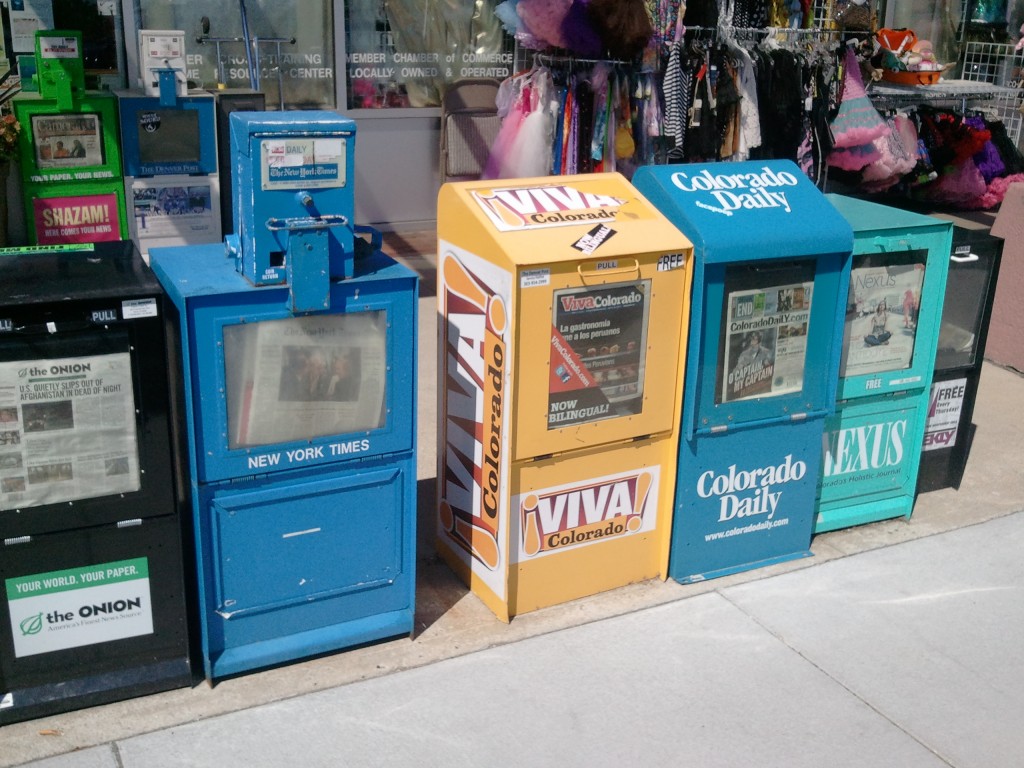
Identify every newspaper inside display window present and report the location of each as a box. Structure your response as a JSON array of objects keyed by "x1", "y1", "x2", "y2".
[
  {"x1": 716, "y1": 260, "x2": 816, "y2": 405},
  {"x1": 223, "y1": 311, "x2": 388, "y2": 450},
  {"x1": 31, "y1": 113, "x2": 105, "y2": 169},
  {"x1": 547, "y1": 280, "x2": 652, "y2": 429},
  {"x1": 0, "y1": 344, "x2": 141, "y2": 512},
  {"x1": 840, "y1": 251, "x2": 927, "y2": 378}
]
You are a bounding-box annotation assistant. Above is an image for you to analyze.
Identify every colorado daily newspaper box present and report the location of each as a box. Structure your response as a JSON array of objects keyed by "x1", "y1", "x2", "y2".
[
  {"x1": 917, "y1": 224, "x2": 1002, "y2": 493},
  {"x1": 0, "y1": 242, "x2": 191, "y2": 724},
  {"x1": 150, "y1": 112, "x2": 417, "y2": 680},
  {"x1": 436, "y1": 174, "x2": 693, "y2": 621},
  {"x1": 816, "y1": 196, "x2": 952, "y2": 531},
  {"x1": 633, "y1": 161, "x2": 853, "y2": 582}
]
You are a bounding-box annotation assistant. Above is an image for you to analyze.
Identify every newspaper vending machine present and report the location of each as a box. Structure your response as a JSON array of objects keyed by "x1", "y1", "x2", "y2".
[
  {"x1": 436, "y1": 173, "x2": 694, "y2": 622},
  {"x1": 633, "y1": 161, "x2": 853, "y2": 582},
  {"x1": 0, "y1": 242, "x2": 192, "y2": 725},
  {"x1": 150, "y1": 111, "x2": 418, "y2": 680},
  {"x1": 816, "y1": 196, "x2": 952, "y2": 531},
  {"x1": 12, "y1": 31, "x2": 128, "y2": 245},
  {"x1": 117, "y1": 30, "x2": 221, "y2": 260},
  {"x1": 917, "y1": 223, "x2": 1002, "y2": 494}
]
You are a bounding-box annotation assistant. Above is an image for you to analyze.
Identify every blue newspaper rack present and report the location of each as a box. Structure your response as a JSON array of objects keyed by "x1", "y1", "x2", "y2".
[{"x1": 633, "y1": 161, "x2": 853, "y2": 582}]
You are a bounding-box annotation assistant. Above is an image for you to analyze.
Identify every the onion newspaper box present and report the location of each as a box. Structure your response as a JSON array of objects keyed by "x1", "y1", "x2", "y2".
[
  {"x1": 150, "y1": 111, "x2": 417, "y2": 681},
  {"x1": 436, "y1": 174, "x2": 694, "y2": 622},
  {"x1": 917, "y1": 223, "x2": 1002, "y2": 494},
  {"x1": 815, "y1": 196, "x2": 952, "y2": 532},
  {"x1": 633, "y1": 161, "x2": 853, "y2": 582},
  {"x1": 0, "y1": 241, "x2": 192, "y2": 725},
  {"x1": 117, "y1": 31, "x2": 221, "y2": 261},
  {"x1": 12, "y1": 31, "x2": 129, "y2": 245}
]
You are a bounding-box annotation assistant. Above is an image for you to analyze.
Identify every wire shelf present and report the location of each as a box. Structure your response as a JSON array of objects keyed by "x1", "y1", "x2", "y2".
[{"x1": 960, "y1": 41, "x2": 1024, "y2": 146}]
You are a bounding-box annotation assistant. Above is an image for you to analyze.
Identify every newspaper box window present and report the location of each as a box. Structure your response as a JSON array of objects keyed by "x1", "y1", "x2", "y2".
[
  {"x1": 548, "y1": 281, "x2": 652, "y2": 427},
  {"x1": 716, "y1": 260, "x2": 817, "y2": 405},
  {"x1": 150, "y1": 111, "x2": 418, "y2": 682},
  {"x1": 816, "y1": 196, "x2": 952, "y2": 533},
  {"x1": 633, "y1": 161, "x2": 854, "y2": 583},
  {"x1": 0, "y1": 242, "x2": 192, "y2": 725},
  {"x1": 222, "y1": 311, "x2": 387, "y2": 450}
]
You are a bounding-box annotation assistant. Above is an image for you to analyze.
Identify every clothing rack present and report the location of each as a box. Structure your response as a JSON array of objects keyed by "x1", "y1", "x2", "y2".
[
  {"x1": 533, "y1": 52, "x2": 633, "y2": 69},
  {"x1": 679, "y1": 24, "x2": 842, "y2": 46}
]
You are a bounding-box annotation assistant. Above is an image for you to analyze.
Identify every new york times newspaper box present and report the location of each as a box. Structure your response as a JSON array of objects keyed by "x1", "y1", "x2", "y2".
[
  {"x1": 150, "y1": 111, "x2": 417, "y2": 681},
  {"x1": 634, "y1": 161, "x2": 853, "y2": 582},
  {"x1": 437, "y1": 173, "x2": 694, "y2": 622}
]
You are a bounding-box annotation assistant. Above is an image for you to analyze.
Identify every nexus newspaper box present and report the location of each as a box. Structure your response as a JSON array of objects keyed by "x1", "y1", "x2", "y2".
[
  {"x1": 817, "y1": 196, "x2": 952, "y2": 531},
  {"x1": 0, "y1": 242, "x2": 191, "y2": 725},
  {"x1": 633, "y1": 161, "x2": 853, "y2": 582},
  {"x1": 437, "y1": 173, "x2": 694, "y2": 622},
  {"x1": 150, "y1": 112, "x2": 417, "y2": 681}
]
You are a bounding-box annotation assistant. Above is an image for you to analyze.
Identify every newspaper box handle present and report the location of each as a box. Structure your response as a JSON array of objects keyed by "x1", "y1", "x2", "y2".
[
  {"x1": 950, "y1": 251, "x2": 979, "y2": 263},
  {"x1": 576, "y1": 258, "x2": 640, "y2": 283},
  {"x1": 871, "y1": 237, "x2": 915, "y2": 252}
]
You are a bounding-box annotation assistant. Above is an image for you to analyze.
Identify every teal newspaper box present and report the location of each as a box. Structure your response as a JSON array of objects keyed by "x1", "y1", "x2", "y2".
[
  {"x1": 633, "y1": 161, "x2": 852, "y2": 581},
  {"x1": 816, "y1": 196, "x2": 953, "y2": 532}
]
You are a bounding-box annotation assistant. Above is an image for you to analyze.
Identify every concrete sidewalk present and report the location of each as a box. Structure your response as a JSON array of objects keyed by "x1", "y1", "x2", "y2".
[
  {"x1": 12, "y1": 510, "x2": 1024, "y2": 767},
  {"x1": 4, "y1": 273, "x2": 1023, "y2": 766}
]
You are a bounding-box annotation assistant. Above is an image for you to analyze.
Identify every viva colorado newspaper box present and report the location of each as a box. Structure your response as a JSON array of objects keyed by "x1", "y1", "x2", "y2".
[
  {"x1": 437, "y1": 174, "x2": 693, "y2": 621},
  {"x1": 151, "y1": 112, "x2": 417, "y2": 680},
  {"x1": 633, "y1": 161, "x2": 853, "y2": 582}
]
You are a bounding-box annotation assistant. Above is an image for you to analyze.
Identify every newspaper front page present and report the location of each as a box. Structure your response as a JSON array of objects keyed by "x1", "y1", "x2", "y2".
[
  {"x1": 841, "y1": 260, "x2": 925, "y2": 378},
  {"x1": 31, "y1": 114, "x2": 105, "y2": 169},
  {"x1": 225, "y1": 312, "x2": 388, "y2": 449},
  {"x1": 0, "y1": 353, "x2": 140, "y2": 511},
  {"x1": 720, "y1": 281, "x2": 813, "y2": 404}
]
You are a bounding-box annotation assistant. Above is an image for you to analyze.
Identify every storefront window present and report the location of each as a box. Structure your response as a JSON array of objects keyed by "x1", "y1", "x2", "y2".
[
  {"x1": 138, "y1": 0, "x2": 335, "y2": 109},
  {"x1": 344, "y1": 0, "x2": 513, "y2": 109}
]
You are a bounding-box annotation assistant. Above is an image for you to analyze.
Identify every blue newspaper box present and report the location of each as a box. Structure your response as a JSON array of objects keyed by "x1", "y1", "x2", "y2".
[
  {"x1": 150, "y1": 112, "x2": 417, "y2": 681},
  {"x1": 815, "y1": 196, "x2": 952, "y2": 532},
  {"x1": 633, "y1": 161, "x2": 852, "y2": 581}
]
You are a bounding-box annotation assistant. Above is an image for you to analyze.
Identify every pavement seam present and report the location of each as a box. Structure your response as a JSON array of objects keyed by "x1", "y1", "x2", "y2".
[{"x1": 714, "y1": 588, "x2": 959, "y2": 767}]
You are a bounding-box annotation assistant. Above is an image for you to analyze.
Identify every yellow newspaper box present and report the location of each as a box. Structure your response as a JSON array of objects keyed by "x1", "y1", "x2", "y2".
[{"x1": 437, "y1": 174, "x2": 693, "y2": 621}]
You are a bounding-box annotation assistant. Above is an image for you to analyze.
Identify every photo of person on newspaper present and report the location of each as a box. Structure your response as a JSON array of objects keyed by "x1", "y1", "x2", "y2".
[
  {"x1": 732, "y1": 330, "x2": 774, "y2": 372},
  {"x1": 864, "y1": 299, "x2": 892, "y2": 346}
]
